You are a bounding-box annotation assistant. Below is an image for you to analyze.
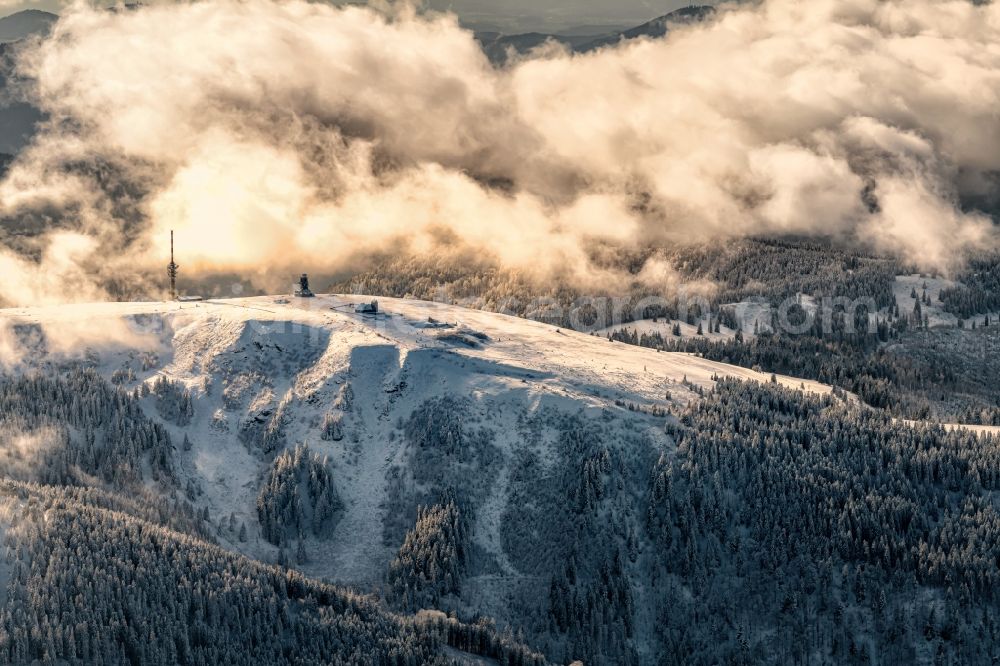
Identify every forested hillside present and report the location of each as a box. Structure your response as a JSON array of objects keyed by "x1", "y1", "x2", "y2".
[
  {"x1": 939, "y1": 251, "x2": 1000, "y2": 317},
  {"x1": 330, "y1": 239, "x2": 902, "y2": 327},
  {"x1": 648, "y1": 379, "x2": 1000, "y2": 664},
  {"x1": 0, "y1": 481, "x2": 545, "y2": 665},
  {"x1": 611, "y1": 313, "x2": 1000, "y2": 423}
]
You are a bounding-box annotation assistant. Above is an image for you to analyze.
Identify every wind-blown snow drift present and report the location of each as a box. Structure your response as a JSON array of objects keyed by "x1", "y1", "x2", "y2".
[{"x1": 0, "y1": 0, "x2": 998, "y2": 303}]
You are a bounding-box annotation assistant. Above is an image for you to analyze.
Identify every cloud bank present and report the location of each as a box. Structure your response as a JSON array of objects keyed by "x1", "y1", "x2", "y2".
[{"x1": 0, "y1": 0, "x2": 997, "y2": 304}]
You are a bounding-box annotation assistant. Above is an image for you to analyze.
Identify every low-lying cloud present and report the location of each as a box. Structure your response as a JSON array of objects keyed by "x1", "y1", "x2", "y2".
[{"x1": 0, "y1": 0, "x2": 997, "y2": 304}]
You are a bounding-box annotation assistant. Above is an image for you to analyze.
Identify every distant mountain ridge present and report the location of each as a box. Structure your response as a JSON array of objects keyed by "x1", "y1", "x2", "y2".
[
  {"x1": 0, "y1": 11, "x2": 50, "y2": 154},
  {"x1": 0, "y1": 8, "x2": 56, "y2": 43},
  {"x1": 476, "y1": 5, "x2": 714, "y2": 64}
]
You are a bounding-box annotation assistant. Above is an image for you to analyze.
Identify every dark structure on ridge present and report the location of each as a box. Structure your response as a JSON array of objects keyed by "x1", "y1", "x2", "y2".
[
  {"x1": 295, "y1": 273, "x2": 315, "y2": 298},
  {"x1": 167, "y1": 230, "x2": 178, "y2": 301}
]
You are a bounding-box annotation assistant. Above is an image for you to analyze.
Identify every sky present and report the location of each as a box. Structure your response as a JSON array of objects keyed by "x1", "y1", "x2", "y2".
[{"x1": 0, "y1": 0, "x2": 701, "y2": 32}]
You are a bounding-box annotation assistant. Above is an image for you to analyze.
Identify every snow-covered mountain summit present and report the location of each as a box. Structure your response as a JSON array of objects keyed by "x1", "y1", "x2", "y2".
[
  {"x1": 1, "y1": 295, "x2": 830, "y2": 570},
  {"x1": 1, "y1": 293, "x2": 832, "y2": 402},
  {"x1": 0, "y1": 294, "x2": 833, "y2": 655}
]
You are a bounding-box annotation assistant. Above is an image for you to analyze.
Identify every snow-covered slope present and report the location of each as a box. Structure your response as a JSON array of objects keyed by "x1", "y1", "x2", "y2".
[
  {"x1": 894, "y1": 273, "x2": 1000, "y2": 329},
  {"x1": 1, "y1": 305, "x2": 788, "y2": 524},
  {"x1": 5, "y1": 292, "x2": 1000, "y2": 666},
  {"x1": 0, "y1": 294, "x2": 835, "y2": 585}
]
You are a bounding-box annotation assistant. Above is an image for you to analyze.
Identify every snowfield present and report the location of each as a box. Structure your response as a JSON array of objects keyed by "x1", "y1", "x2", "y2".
[
  {"x1": 894, "y1": 273, "x2": 1000, "y2": 329},
  {"x1": 593, "y1": 298, "x2": 774, "y2": 341}
]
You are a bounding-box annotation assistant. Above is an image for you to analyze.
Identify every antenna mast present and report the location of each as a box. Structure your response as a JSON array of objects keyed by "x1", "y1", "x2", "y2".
[{"x1": 167, "y1": 230, "x2": 179, "y2": 301}]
